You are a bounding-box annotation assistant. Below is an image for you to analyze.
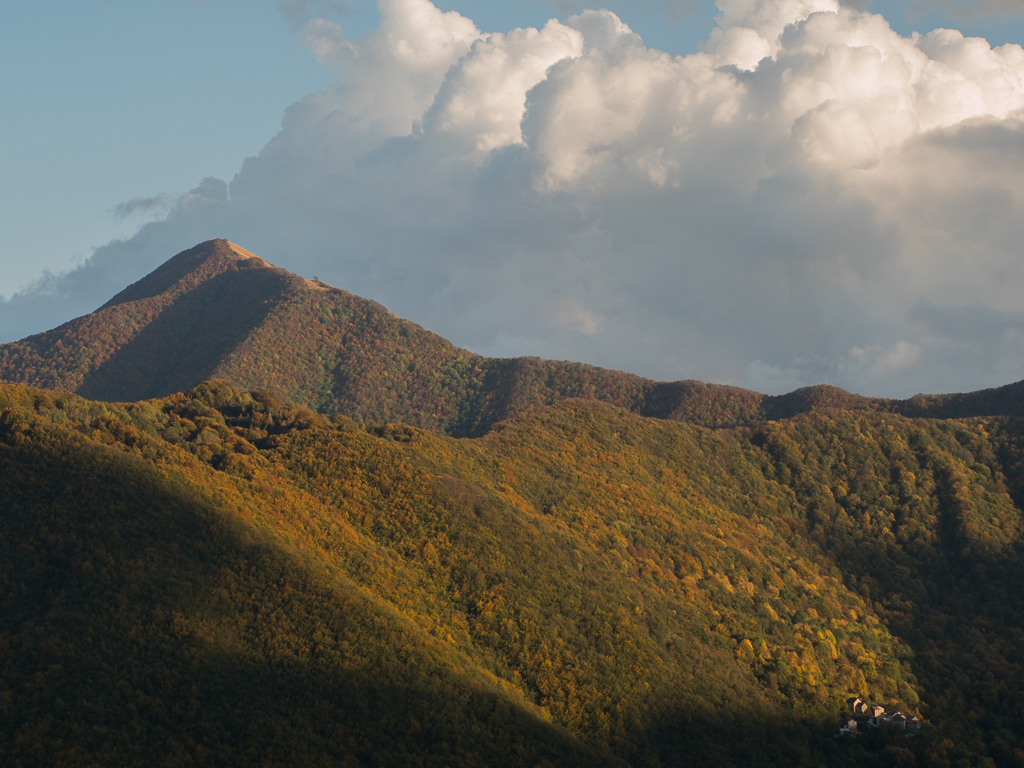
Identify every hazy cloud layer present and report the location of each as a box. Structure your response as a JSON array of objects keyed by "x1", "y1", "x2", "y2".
[
  {"x1": 112, "y1": 195, "x2": 170, "y2": 219},
  {"x1": 278, "y1": 0, "x2": 351, "y2": 23},
  {"x1": 4, "y1": 0, "x2": 1024, "y2": 397},
  {"x1": 906, "y1": 0, "x2": 1024, "y2": 20}
]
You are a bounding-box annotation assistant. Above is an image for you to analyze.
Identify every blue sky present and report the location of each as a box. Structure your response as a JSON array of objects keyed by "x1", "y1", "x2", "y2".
[
  {"x1": 3, "y1": 0, "x2": 1024, "y2": 396},
  {"x1": 2, "y1": 1, "x2": 327, "y2": 289}
]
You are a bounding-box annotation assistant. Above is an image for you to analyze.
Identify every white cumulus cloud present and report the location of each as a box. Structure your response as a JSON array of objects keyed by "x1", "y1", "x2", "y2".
[{"x1": 4, "y1": 0, "x2": 1024, "y2": 398}]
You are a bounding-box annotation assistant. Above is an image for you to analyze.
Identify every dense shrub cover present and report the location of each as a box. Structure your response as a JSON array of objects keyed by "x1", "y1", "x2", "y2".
[{"x1": 4, "y1": 379, "x2": 1024, "y2": 765}]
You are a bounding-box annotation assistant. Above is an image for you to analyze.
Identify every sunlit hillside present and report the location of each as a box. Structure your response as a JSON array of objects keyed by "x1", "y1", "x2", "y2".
[{"x1": 4, "y1": 379, "x2": 1024, "y2": 765}]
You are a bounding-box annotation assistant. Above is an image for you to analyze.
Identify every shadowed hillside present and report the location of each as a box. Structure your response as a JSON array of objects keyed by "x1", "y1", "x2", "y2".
[
  {"x1": 4, "y1": 240, "x2": 1024, "y2": 436},
  {"x1": 0, "y1": 383, "x2": 615, "y2": 767}
]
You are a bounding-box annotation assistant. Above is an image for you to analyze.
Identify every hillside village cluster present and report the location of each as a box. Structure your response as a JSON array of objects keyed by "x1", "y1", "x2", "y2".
[{"x1": 838, "y1": 697, "x2": 921, "y2": 737}]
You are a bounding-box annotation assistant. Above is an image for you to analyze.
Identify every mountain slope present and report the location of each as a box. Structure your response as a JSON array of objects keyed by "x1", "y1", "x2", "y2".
[
  {"x1": 0, "y1": 382, "x2": 615, "y2": 767},
  {"x1": 10, "y1": 379, "x2": 1024, "y2": 765},
  {"x1": 5, "y1": 239, "x2": 1024, "y2": 436},
  {"x1": 0, "y1": 380, "x2": 922, "y2": 766}
]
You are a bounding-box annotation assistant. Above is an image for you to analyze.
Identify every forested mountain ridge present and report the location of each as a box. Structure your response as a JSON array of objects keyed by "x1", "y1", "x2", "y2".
[
  {"x1": 4, "y1": 379, "x2": 1024, "y2": 765},
  {"x1": 3, "y1": 239, "x2": 1024, "y2": 437},
  {"x1": 6, "y1": 240, "x2": 1024, "y2": 765}
]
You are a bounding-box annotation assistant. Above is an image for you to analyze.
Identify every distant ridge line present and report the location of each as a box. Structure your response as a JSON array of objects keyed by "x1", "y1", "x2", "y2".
[{"x1": 2, "y1": 239, "x2": 1022, "y2": 434}]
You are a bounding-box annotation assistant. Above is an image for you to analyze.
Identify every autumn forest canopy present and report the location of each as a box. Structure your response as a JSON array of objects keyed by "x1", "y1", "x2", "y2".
[{"x1": 3, "y1": 241, "x2": 1024, "y2": 767}]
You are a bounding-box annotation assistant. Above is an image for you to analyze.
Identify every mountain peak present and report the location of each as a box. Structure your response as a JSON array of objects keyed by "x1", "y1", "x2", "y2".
[
  {"x1": 0, "y1": 239, "x2": 336, "y2": 402},
  {"x1": 219, "y1": 239, "x2": 270, "y2": 265},
  {"x1": 100, "y1": 239, "x2": 276, "y2": 309}
]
